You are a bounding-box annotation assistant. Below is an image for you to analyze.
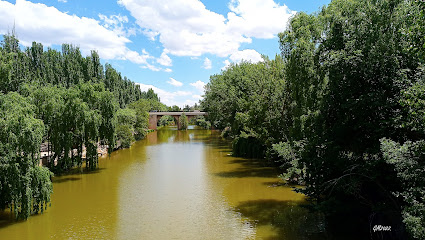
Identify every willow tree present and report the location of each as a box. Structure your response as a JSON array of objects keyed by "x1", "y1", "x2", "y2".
[{"x1": 0, "y1": 92, "x2": 53, "y2": 219}]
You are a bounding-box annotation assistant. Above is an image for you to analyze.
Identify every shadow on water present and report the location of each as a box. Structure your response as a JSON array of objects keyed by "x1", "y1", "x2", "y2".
[
  {"x1": 214, "y1": 158, "x2": 280, "y2": 178},
  {"x1": 0, "y1": 166, "x2": 106, "y2": 230},
  {"x1": 51, "y1": 176, "x2": 82, "y2": 184},
  {"x1": 53, "y1": 167, "x2": 106, "y2": 178},
  {"x1": 0, "y1": 207, "x2": 46, "y2": 229},
  {"x1": 196, "y1": 137, "x2": 232, "y2": 150},
  {"x1": 0, "y1": 213, "x2": 22, "y2": 229},
  {"x1": 235, "y1": 199, "x2": 327, "y2": 240},
  {"x1": 262, "y1": 181, "x2": 301, "y2": 189}
]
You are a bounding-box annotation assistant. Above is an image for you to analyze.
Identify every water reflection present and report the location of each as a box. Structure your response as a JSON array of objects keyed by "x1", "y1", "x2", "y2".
[{"x1": 0, "y1": 126, "x2": 326, "y2": 239}]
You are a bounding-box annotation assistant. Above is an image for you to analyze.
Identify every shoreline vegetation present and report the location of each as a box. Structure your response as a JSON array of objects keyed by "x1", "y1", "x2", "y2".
[
  {"x1": 0, "y1": 30, "x2": 210, "y2": 220},
  {"x1": 201, "y1": 0, "x2": 425, "y2": 239},
  {"x1": 0, "y1": 32, "x2": 180, "y2": 219},
  {"x1": 1, "y1": 0, "x2": 424, "y2": 239}
]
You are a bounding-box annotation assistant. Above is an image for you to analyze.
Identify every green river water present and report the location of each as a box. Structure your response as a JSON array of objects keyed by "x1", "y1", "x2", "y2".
[{"x1": 0, "y1": 126, "x2": 326, "y2": 239}]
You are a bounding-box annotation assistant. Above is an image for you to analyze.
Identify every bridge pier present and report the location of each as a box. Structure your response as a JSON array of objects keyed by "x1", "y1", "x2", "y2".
[
  {"x1": 148, "y1": 114, "x2": 158, "y2": 130},
  {"x1": 172, "y1": 115, "x2": 181, "y2": 130},
  {"x1": 148, "y1": 112, "x2": 208, "y2": 130}
]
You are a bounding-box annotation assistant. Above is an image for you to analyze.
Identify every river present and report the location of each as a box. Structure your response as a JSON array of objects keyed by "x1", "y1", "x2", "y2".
[{"x1": 0, "y1": 126, "x2": 326, "y2": 239}]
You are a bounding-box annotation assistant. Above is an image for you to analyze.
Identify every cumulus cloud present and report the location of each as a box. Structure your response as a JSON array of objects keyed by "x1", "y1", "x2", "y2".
[
  {"x1": 0, "y1": 0, "x2": 161, "y2": 69},
  {"x1": 98, "y1": 13, "x2": 137, "y2": 38},
  {"x1": 118, "y1": 0, "x2": 295, "y2": 58},
  {"x1": 230, "y1": 49, "x2": 263, "y2": 63},
  {"x1": 202, "y1": 57, "x2": 212, "y2": 69},
  {"x1": 227, "y1": 0, "x2": 293, "y2": 39},
  {"x1": 167, "y1": 77, "x2": 183, "y2": 87},
  {"x1": 136, "y1": 83, "x2": 193, "y2": 107},
  {"x1": 190, "y1": 80, "x2": 206, "y2": 92},
  {"x1": 222, "y1": 59, "x2": 231, "y2": 70},
  {"x1": 157, "y1": 51, "x2": 172, "y2": 66},
  {"x1": 221, "y1": 49, "x2": 263, "y2": 69},
  {"x1": 141, "y1": 64, "x2": 160, "y2": 71}
]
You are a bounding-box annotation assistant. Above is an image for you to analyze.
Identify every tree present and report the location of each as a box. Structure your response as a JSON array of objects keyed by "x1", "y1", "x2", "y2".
[
  {"x1": 169, "y1": 105, "x2": 181, "y2": 112},
  {"x1": 0, "y1": 32, "x2": 167, "y2": 220},
  {"x1": 127, "y1": 99, "x2": 150, "y2": 140},
  {"x1": 278, "y1": 0, "x2": 424, "y2": 237},
  {"x1": 115, "y1": 108, "x2": 136, "y2": 148},
  {"x1": 98, "y1": 91, "x2": 118, "y2": 153},
  {"x1": 179, "y1": 113, "x2": 188, "y2": 130},
  {"x1": 0, "y1": 92, "x2": 53, "y2": 219},
  {"x1": 202, "y1": 56, "x2": 286, "y2": 158}
]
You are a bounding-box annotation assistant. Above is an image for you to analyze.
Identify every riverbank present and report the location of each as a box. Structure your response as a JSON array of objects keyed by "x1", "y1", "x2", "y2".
[
  {"x1": 39, "y1": 129, "x2": 156, "y2": 167},
  {"x1": 1, "y1": 126, "x2": 331, "y2": 239},
  {"x1": 39, "y1": 142, "x2": 109, "y2": 166}
]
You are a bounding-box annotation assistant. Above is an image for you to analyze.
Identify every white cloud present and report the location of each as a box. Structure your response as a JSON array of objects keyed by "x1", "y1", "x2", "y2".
[
  {"x1": 142, "y1": 29, "x2": 159, "y2": 41},
  {"x1": 227, "y1": 0, "x2": 294, "y2": 39},
  {"x1": 118, "y1": 0, "x2": 295, "y2": 58},
  {"x1": 135, "y1": 83, "x2": 193, "y2": 107},
  {"x1": 0, "y1": 0, "x2": 160, "y2": 70},
  {"x1": 221, "y1": 50, "x2": 262, "y2": 70},
  {"x1": 222, "y1": 59, "x2": 231, "y2": 70},
  {"x1": 58, "y1": 0, "x2": 67, "y2": 3},
  {"x1": 167, "y1": 77, "x2": 183, "y2": 87},
  {"x1": 190, "y1": 80, "x2": 206, "y2": 92},
  {"x1": 125, "y1": 49, "x2": 152, "y2": 64},
  {"x1": 99, "y1": 14, "x2": 128, "y2": 26},
  {"x1": 202, "y1": 57, "x2": 212, "y2": 69},
  {"x1": 230, "y1": 49, "x2": 263, "y2": 63},
  {"x1": 141, "y1": 64, "x2": 173, "y2": 73},
  {"x1": 157, "y1": 51, "x2": 172, "y2": 66},
  {"x1": 98, "y1": 13, "x2": 135, "y2": 38}
]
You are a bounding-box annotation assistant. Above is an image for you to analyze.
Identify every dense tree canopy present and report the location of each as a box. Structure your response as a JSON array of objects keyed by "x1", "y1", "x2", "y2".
[
  {"x1": 203, "y1": 0, "x2": 425, "y2": 238},
  {"x1": 0, "y1": 92, "x2": 52, "y2": 219},
  {"x1": 203, "y1": 56, "x2": 286, "y2": 158},
  {"x1": 0, "y1": 33, "x2": 165, "y2": 219}
]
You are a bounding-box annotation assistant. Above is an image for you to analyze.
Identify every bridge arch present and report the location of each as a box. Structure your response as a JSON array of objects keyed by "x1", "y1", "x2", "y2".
[{"x1": 148, "y1": 112, "x2": 208, "y2": 130}]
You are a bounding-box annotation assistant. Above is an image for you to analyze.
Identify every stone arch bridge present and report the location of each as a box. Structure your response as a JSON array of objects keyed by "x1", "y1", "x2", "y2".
[{"x1": 148, "y1": 112, "x2": 208, "y2": 130}]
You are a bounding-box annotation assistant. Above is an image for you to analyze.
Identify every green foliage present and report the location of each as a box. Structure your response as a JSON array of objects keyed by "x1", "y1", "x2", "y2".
[
  {"x1": 203, "y1": 0, "x2": 425, "y2": 237},
  {"x1": 141, "y1": 88, "x2": 160, "y2": 102},
  {"x1": 179, "y1": 113, "x2": 189, "y2": 130},
  {"x1": 232, "y1": 132, "x2": 265, "y2": 159},
  {"x1": 168, "y1": 105, "x2": 181, "y2": 112},
  {"x1": 158, "y1": 115, "x2": 175, "y2": 127},
  {"x1": 193, "y1": 116, "x2": 211, "y2": 129},
  {"x1": 271, "y1": 141, "x2": 306, "y2": 184},
  {"x1": 0, "y1": 33, "x2": 165, "y2": 220},
  {"x1": 116, "y1": 124, "x2": 134, "y2": 149},
  {"x1": 202, "y1": 56, "x2": 286, "y2": 158},
  {"x1": 116, "y1": 108, "x2": 137, "y2": 127},
  {"x1": 0, "y1": 92, "x2": 53, "y2": 220},
  {"x1": 127, "y1": 99, "x2": 151, "y2": 140},
  {"x1": 115, "y1": 108, "x2": 136, "y2": 148},
  {"x1": 277, "y1": 0, "x2": 425, "y2": 237},
  {"x1": 380, "y1": 138, "x2": 425, "y2": 239},
  {"x1": 399, "y1": 75, "x2": 425, "y2": 133}
]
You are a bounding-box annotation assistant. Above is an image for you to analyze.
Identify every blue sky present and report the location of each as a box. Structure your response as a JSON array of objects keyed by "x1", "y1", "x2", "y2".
[{"x1": 0, "y1": 0, "x2": 330, "y2": 107}]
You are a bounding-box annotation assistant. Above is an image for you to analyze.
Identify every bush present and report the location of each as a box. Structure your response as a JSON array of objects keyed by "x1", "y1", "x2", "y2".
[
  {"x1": 116, "y1": 124, "x2": 134, "y2": 148},
  {"x1": 179, "y1": 113, "x2": 188, "y2": 130},
  {"x1": 195, "y1": 116, "x2": 211, "y2": 129},
  {"x1": 271, "y1": 141, "x2": 306, "y2": 184},
  {"x1": 232, "y1": 133, "x2": 265, "y2": 158}
]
